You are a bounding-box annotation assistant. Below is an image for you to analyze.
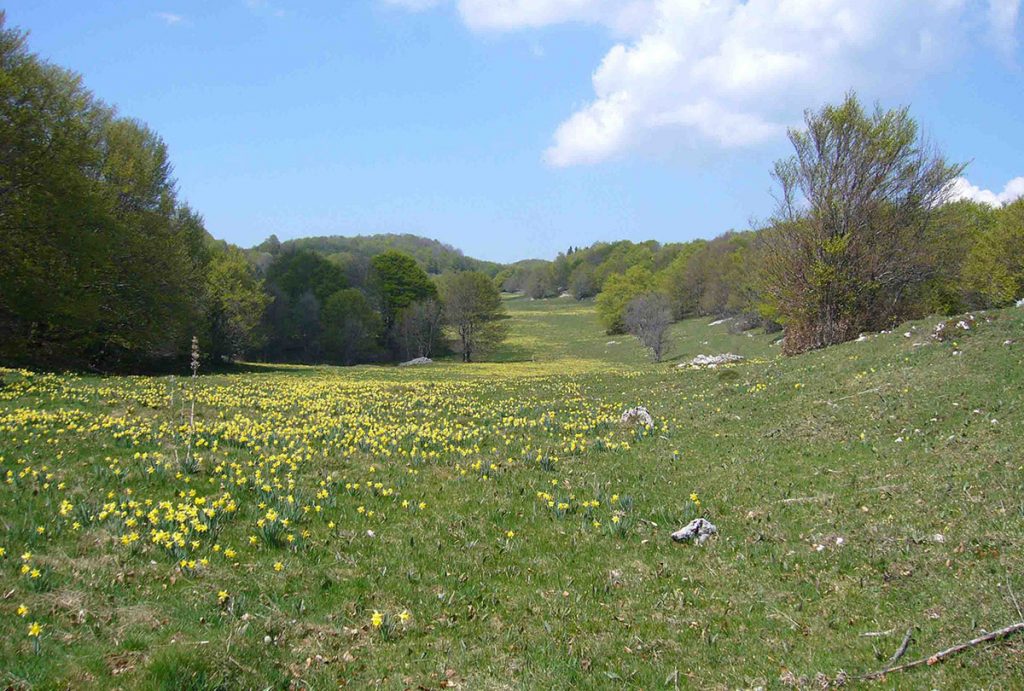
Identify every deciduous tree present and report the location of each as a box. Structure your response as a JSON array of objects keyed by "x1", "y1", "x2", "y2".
[
  {"x1": 762, "y1": 93, "x2": 963, "y2": 354},
  {"x1": 624, "y1": 293, "x2": 673, "y2": 362},
  {"x1": 440, "y1": 272, "x2": 509, "y2": 362}
]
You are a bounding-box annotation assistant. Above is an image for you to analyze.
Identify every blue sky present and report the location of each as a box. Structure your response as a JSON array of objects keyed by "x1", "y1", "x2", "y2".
[{"x1": 5, "y1": 1, "x2": 1022, "y2": 262}]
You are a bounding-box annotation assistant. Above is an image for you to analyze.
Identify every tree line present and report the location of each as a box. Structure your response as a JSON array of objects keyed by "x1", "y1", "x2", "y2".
[
  {"x1": 503, "y1": 95, "x2": 1023, "y2": 357},
  {"x1": 254, "y1": 246, "x2": 507, "y2": 365},
  {"x1": 4, "y1": 11, "x2": 1022, "y2": 370},
  {"x1": 0, "y1": 16, "x2": 508, "y2": 371}
]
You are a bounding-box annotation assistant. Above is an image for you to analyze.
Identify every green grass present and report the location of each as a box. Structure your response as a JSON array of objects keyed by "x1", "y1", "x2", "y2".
[{"x1": 1, "y1": 300, "x2": 1023, "y2": 689}]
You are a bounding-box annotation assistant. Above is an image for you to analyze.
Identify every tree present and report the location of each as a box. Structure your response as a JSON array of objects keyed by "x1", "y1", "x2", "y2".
[
  {"x1": 568, "y1": 263, "x2": 598, "y2": 300},
  {"x1": 440, "y1": 272, "x2": 509, "y2": 362},
  {"x1": 370, "y1": 250, "x2": 437, "y2": 331},
  {"x1": 624, "y1": 293, "x2": 673, "y2": 362},
  {"x1": 205, "y1": 245, "x2": 269, "y2": 361},
  {"x1": 919, "y1": 200, "x2": 996, "y2": 314},
  {"x1": 524, "y1": 265, "x2": 558, "y2": 299},
  {"x1": 0, "y1": 14, "x2": 211, "y2": 369},
  {"x1": 596, "y1": 265, "x2": 654, "y2": 334},
  {"x1": 264, "y1": 249, "x2": 347, "y2": 304},
  {"x1": 260, "y1": 249, "x2": 348, "y2": 362},
  {"x1": 294, "y1": 291, "x2": 323, "y2": 362},
  {"x1": 322, "y1": 289, "x2": 382, "y2": 364},
  {"x1": 657, "y1": 240, "x2": 706, "y2": 318},
  {"x1": 761, "y1": 93, "x2": 963, "y2": 354},
  {"x1": 963, "y1": 198, "x2": 1024, "y2": 306},
  {"x1": 396, "y1": 298, "x2": 444, "y2": 360}
]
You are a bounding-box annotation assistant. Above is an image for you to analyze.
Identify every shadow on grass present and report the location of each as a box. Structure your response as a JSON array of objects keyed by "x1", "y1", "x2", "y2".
[{"x1": 486, "y1": 344, "x2": 536, "y2": 363}]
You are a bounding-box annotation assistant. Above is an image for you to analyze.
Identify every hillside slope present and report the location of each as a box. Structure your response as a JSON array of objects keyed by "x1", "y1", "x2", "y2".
[
  {"x1": 254, "y1": 233, "x2": 503, "y2": 276},
  {"x1": 0, "y1": 304, "x2": 1021, "y2": 688}
]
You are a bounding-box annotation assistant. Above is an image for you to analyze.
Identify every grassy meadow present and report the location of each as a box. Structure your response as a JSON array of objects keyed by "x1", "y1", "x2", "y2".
[{"x1": 1, "y1": 298, "x2": 1023, "y2": 689}]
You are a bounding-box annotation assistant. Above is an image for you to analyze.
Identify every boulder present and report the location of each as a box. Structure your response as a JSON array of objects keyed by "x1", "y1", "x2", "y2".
[
  {"x1": 620, "y1": 406, "x2": 653, "y2": 427},
  {"x1": 671, "y1": 518, "x2": 718, "y2": 545},
  {"x1": 679, "y1": 353, "x2": 745, "y2": 368},
  {"x1": 398, "y1": 357, "x2": 433, "y2": 367}
]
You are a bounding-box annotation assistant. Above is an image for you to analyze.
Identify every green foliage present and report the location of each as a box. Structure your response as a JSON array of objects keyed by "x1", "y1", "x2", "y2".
[
  {"x1": 439, "y1": 271, "x2": 509, "y2": 361},
  {"x1": 321, "y1": 289, "x2": 382, "y2": 364},
  {"x1": 371, "y1": 250, "x2": 438, "y2": 331},
  {"x1": 762, "y1": 92, "x2": 964, "y2": 354},
  {"x1": 259, "y1": 250, "x2": 350, "y2": 363},
  {"x1": 568, "y1": 263, "x2": 598, "y2": 299},
  {"x1": 0, "y1": 17, "x2": 209, "y2": 369},
  {"x1": 277, "y1": 233, "x2": 502, "y2": 276},
  {"x1": 524, "y1": 264, "x2": 560, "y2": 299},
  {"x1": 918, "y1": 200, "x2": 997, "y2": 314},
  {"x1": 596, "y1": 266, "x2": 655, "y2": 334},
  {"x1": 205, "y1": 246, "x2": 269, "y2": 361},
  {"x1": 264, "y1": 249, "x2": 347, "y2": 304},
  {"x1": 963, "y1": 198, "x2": 1024, "y2": 306}
]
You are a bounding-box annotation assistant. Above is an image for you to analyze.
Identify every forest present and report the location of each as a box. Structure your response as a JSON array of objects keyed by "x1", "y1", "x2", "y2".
[{"x1": 2, "y1": 12, "x2": 1022, "y2": 372}]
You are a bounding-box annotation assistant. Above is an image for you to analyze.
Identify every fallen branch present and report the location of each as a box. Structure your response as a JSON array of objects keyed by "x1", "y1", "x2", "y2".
[
  {"x1": 862, "y1": 621, "x2": 1024, "y2": 680},
  {"x1": 778, "y1": 494, "x2": 834, "y2": 505},
  {"x1": 887, "y1": 627, "x2": 914, "y2": 665}
]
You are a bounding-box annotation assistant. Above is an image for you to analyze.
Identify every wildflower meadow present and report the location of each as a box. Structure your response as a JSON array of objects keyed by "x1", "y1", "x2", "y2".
[{"x1": 1, "y1": 299, "x2": 1022, "y2": 687}]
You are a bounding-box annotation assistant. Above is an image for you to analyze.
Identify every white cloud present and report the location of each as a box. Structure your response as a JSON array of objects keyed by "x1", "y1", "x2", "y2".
[
  {"x1": 987, "y1": 0, "x2": 1022, "y2": 54},
  {"x1": 544, "y1": 0, "x2": 985, "y2": 166},
  {"x1": 245, "y1": 0, "x2": 286, "y2": 18},
  {"x1": 381, "y1": 0, "x2": 445, "y2": 10},
  {"x1": 388, "y1": 0, "x2": 1019, "y2": 165},
  {"x1": 948, "y1": 176, "x2": 1024, "y2": 206},
  {"x1": 155, "y1": 12, "x2": 185, "y2": 25}
]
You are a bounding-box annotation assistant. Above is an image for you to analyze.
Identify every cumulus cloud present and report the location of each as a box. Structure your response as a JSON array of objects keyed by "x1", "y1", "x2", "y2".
[
  {"x1": 388, "y1": 0, "x2": 1019, "y2": 165},
  {"x1": 544, "y1": 0, "x2": 989, "y2": 166},
  {"x1": 948, "y1": 176, "x2": 1024, "y2": 206}
]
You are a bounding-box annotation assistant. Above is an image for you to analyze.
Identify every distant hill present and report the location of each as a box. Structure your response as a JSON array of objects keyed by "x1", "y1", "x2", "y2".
[{"x1": 252, "y1": 233, "x2": 503, "y2": 276}]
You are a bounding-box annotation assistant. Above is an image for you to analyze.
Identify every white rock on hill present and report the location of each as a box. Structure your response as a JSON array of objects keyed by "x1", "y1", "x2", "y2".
[
  {"x1": 620, "y1": 406, "x2": 653, "y2": 427},
  {"x1": 671, "y1": 518, "x2": 718, "y2": 545},
  {"x1": 679, "y1": 353, "x2": 745, "y2": 368},
  {"x1": 398, "y1": 357, "x2": 432, "y2": 367}
]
